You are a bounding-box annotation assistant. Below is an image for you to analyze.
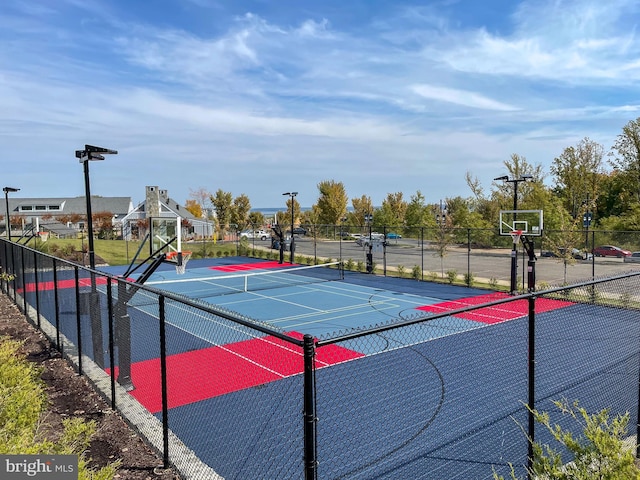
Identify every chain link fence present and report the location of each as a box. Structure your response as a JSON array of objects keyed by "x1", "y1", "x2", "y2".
[{"x1": 2, "y1": 237, "x2": 640, "y2": 479}]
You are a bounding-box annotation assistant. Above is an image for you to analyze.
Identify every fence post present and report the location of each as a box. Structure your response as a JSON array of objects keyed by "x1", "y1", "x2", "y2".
[
  {"x1": 33, "y1": 251, "x2": 41, "y2": 328},
  {"x1": 303, "y1": 334, "x2": 317, "y2": 479},
  {"x1": 527, "y1": 295, "x2": 536, "y2": 478},
  {"x1": 74, "y1": 266, "x2": 83, "y2": 375},
  {"x1": 20, "y1": 246, "x2": 27, "y2": 313},
  {"x1": 159, "y1": 295, "x2": 170, "y2": 468},
  {"x1": 52, "y1": 258, "x2": 61, "y2": 351},
  {"x1": 106, "y1": 279, "x2": 116, "y2": 410}
]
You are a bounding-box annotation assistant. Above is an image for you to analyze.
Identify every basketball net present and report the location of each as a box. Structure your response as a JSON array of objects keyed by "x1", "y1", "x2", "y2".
[
  {"x1": 509, "y1": 230, "x2": 523, "y2": 245},
  {"x1": 166, "y1": 251, "x2": 192, "y2": 275}
]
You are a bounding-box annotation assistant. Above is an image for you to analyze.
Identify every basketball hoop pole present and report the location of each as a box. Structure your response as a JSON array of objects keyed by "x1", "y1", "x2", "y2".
[{"x1": 495, "y1": 174, "x2": 533, "y2": 294}]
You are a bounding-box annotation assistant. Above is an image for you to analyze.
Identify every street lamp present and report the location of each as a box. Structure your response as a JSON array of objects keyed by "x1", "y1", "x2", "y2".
[
  {"x1": 282, "y1": 192, "x2": 298, "y2": 264},
  {"x1": 494, "y1": 174, "x2": 533, "y2": 294},
  {"x1": 3, "y1": 187, "x2": 20, "y2": 240},
  {"x1": 76, "y1": 144, "x2": 118, "y2": 368},
  {"x1": 364, "y1": 213, "x2": 373, "y2": 273}
]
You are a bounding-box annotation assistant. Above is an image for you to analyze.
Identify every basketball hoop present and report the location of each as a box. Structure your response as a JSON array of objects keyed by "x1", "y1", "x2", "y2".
[
  {"x1": 509, "y1": 230, "x2": 523, "y2": 245},
  {"x1": 166, "y1": 251, "x2": 192, "y2": 275}
]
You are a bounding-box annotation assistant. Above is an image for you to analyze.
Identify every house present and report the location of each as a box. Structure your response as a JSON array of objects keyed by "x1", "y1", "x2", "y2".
[
  {"x1": 119, "y1": 186, "x2": 214, "y2": 240},
  {"x1": 3, "y1": 195, "x2": 133, "y2": 239},
  {"x1": 2, "y1": 186, "x2": 214, "y2": 241}
]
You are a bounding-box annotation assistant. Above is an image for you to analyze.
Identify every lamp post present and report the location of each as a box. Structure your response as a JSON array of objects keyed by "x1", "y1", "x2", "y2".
[
  {"x1": 76, "y1": 144, "x2": 118, "y2": 368},
  {"x1": 364, "y1": 212, "x2": 373, "y2": 273},
  {"x1": 3, "y1": 187, "x2": 20, "y2": 240},
  {"x1": 494, "y1": 174, "x2": 533, "y2": 294},
  {"x1": 283, "y1": 192, "x2": 298, "y2": 264}
]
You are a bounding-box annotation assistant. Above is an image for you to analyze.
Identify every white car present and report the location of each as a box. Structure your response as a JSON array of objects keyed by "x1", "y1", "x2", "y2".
[
  {"x1": 240, "y1": 229, "x2": 269, "y2": 240},
  {"x1": 624, "y1": 252, "x2": 640, "y2": 263}
]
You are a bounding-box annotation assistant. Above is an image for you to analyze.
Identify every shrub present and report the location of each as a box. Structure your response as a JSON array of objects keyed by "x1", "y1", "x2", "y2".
[
  {"x1": 493, "y1": 399, "x2": 640, "y2": 480},
  {"x1": 0, "y1": 337, "x2": 119, "y2": 478},
  {"x1": 397, "y1": 265, "x2": 406, "y2": 278},
  {"x1": 356, "y1": 260, "x2": 364, "y2": 272},
  {"x1": 345, "y1": 258, "x2": 355, "y2": 271},
  {"x1": 446, "y1": 269, "x2": 457, "y2": 284},
  {"x1": 464, "y1": 272, "x2": 475, "y2": 287},
  {"x1": 411, "y1": 265, "x2": 422, "y2": 280},
  {"x1": 489, "y1": 277, "x2": 499, "y2": 289}
]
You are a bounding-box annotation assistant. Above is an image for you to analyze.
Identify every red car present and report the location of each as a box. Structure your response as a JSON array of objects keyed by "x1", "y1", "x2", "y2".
[{"x1": 592, "y1": 245, "x2": 632, "y2": 258}]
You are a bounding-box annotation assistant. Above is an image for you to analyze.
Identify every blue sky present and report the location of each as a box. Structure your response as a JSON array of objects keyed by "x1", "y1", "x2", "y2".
[{"x1": 2, "y1": 0, "x2": 639, "y2": 208}]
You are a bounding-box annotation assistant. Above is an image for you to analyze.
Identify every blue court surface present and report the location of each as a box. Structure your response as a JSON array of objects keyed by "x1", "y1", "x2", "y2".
[{"x1": 91, "y1": 257, "x2": 639, "y2": 479}]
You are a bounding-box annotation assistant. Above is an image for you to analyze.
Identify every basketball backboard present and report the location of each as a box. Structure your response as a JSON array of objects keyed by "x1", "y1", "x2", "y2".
[
  {"x1": 149, "y1": 217, "x2": 181, "y2": 256},
  {"x1": 499, "y1": 210, "x2": 543, "y2": 236}
]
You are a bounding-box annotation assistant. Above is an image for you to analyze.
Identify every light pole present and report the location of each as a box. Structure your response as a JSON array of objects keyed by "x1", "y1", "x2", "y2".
[
  {"x1": 76, "y1": 144, "x2": 118, "y2": 368},
  {"x1": 3, "y1": 187, "x2": 20, "y2": 240},
  {"x1": 283, "y1": 192, "x2": 298, "y2": 264},
  {"x1": 364, "y1": 213, "x2": 373, "y2": 273},
  {"x1": 494, "y1": 174, "x2": 533, "y2": 294}
]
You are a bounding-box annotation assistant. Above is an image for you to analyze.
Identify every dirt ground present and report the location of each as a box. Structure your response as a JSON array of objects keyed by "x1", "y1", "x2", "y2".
[{"x1": 0, "y1": 293, "x2": 182, "y2": 480}]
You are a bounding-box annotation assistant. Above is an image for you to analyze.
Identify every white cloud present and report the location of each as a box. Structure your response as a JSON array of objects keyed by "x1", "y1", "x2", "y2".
[{"x1": 411, "y1": 84, "x2": 519, "y2": 111}]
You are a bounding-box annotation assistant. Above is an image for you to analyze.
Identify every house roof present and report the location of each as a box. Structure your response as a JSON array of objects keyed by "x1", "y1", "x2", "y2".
[{"x1": 7, "y1": 196, "x2": 133, "y2": 216}]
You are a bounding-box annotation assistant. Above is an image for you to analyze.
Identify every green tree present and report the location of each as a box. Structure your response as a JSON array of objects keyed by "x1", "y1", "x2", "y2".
[
  {"x1": 315, "y1": 180, "x2": 348, "y2": 225},
  {"x1": 210, "y1": 189, "x2": 233, "y2": 232},
  {"x1": 231, "y1": 194, "x2": 252, "y2": 230},
  {"x1": 610, "y1": 117, "x2": 640, "y2": 204},
  {"x1": 551, "y1": 137, "x2": 604, "y2": 218},
  {"x1": 405, "y1": 191, "x2": 433, "y2": 234},
  {"x1": 377, "y1": 192, "x2": 407, "y2": 230},
  {"x1": 350, "y1": 195, "x2": 374, "y2": 228}
]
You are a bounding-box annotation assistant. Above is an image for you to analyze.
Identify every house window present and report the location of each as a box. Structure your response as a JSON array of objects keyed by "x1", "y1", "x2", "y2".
[
  {"x1": 48, "y1": 205, "x2": 60, "y2": 210},
  {"x1": 20, "y1": 206, "x2": 33, "y2": 211},
  {"x1": 35, "y1": 205, "x2": 46, "y2": 211}
]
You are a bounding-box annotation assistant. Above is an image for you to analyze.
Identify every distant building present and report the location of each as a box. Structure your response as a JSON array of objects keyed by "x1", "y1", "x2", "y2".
[
  {"x1": 119, "y1": 186, "x2": 214, "y2": 240},
  {"x1": 2, "y1": 186, "x2": 213, "y2": 240},
  {"x1": 3, "y1": 195, "x2": 133, "y2": 238}
]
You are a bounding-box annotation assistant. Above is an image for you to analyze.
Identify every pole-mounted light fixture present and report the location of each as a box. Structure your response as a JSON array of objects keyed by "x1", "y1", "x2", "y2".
[
  {"x1": 282, "y1": 192, "x2": 298, "y2": 264},
  {"x1": 76, "y1": 144, "x2": 117, "y2": 369}
]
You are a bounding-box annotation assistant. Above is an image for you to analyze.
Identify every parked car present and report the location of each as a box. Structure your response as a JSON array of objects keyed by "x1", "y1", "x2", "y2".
[
  {"x1": 240, "y1": 229, "x2": 269, "y2": 240},
  {"x1": 291, "y1": 227, "x2": 307, "y2": 236},
  {"x1": 385, "y1": 232, "x2": 402, "y2": 239},
  {"x1": 592, "y1": 245, "x2": 632, "y2": 258},
  {"x1": 356, "y1": 236, "x2": 386, "y2": 247},
  {"x1": 541, "y1": 248, "x2": 592, "y2": 260},
  {"x1": 624, "y1": 252, "x2": 640, "y2": 263}
]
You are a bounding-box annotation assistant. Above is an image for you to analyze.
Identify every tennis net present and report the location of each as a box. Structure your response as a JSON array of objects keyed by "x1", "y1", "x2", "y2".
[{"x1": 128, "y1": 261, "x2": 344, "y2": 305}]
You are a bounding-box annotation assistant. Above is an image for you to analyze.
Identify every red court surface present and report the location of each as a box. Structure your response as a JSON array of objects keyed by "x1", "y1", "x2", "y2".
[
  {"x1": 211, "y1": 261, "x2": 294, "y2": 272},
  {"x1": 417, "y1": 292, "x2": 574, "y2": 324},
  {"x1": 111, "y1": 331, "x2": 364, "y2": 413}
]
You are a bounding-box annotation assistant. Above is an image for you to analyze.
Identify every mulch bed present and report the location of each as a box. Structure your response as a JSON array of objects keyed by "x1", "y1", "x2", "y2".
[{"x1": 0, "y1": 293, "x2": 182, "y2": 480}]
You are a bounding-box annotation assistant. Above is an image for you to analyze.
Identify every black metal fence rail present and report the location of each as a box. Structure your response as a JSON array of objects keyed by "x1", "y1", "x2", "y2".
[{"x1": 2, "y1": 237, "x2": 640, "y2": 479}]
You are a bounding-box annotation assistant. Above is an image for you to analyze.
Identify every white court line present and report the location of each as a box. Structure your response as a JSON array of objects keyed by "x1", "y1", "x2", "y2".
[{"x1": 132, "y1": 299, "x2": 336, "y2": 371}]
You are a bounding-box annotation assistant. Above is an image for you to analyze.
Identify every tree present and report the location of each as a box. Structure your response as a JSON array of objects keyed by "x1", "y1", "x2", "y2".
[
  {"x1": 210, "y1": 189, "x2": 233, "y2": 232},
  {"x1": 376, "y1": 192, "x2": 407, "y2": 230},
  {"x1": 610, "y1": 117, "x2": 640, "y2": 204},
  {"x1": 551, "y1": 137, "x2": 604, "y2": 218},
  {"x1": 315, "y1": 180, "x2": 348, "y2": 225},
  {"x1": 231, "y1": 194, "x2": 251, "y2": 230},
  {"x1": 189, "y1": 187, "x2": 213, "y2": 218},
  {"x1": 184, "y1": 199, "x2": 203, "y2": 219},
  {"x1": 350, "y1": 195, "x2": 374, "y2": 228},
  {"x1": 492, "y1": 154, "x2": 544, "y2": 211}
]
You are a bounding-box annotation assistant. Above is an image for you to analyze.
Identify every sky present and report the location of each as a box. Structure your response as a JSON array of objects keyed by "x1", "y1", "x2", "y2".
[{"x1": 2, "y1": 0, "x2": 640, "y2": 209}]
